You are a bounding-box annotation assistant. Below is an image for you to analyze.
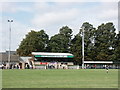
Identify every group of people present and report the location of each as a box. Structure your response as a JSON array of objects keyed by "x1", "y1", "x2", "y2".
[
  {"x1": 0, "y1": 64, "x2": 20, "y2": 69},
  {"x1": 45, "y1": 62, "x2": 68, "y2": 69},
  {"x1": 25, "y1": 64, "x2": 33, "y2": 69},
  {"x1": 0, "y1": 63, "x2": 110, "y2": 72}
]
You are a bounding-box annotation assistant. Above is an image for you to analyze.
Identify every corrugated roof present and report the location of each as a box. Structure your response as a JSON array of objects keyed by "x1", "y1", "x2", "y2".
[
  {"x1": 32, "y1": 52, "x2": 73, "y2": 56},
  {"x1": 84, "y1": 61, "x2": 113, "y2": 64}
]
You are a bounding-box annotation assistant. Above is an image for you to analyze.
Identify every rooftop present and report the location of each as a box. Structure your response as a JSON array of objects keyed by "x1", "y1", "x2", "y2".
[{"x1": 32, "y1": 52, "x2": 74, "y2": 58}]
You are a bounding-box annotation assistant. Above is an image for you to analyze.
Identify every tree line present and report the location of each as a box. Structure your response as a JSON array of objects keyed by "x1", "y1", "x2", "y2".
[{"x1": 17, "y1": 22, "x2": 120, "y2": 64}]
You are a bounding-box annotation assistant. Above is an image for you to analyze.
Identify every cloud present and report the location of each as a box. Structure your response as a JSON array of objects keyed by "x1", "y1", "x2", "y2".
[
  {"x1": 99, "y1": 9, "x2": 117, "y2": 20},
  {"x1": 1, "y1": 2, "x2": 32, "y2": 13},
  {"x1": 31, "y1": 5, "x2": 81, "y2": 37},
  {"x1": 31, "y1": 2, "x2": 118, "y2": 27},
  {"x1": 1, "y1": 1, "x2": 119, "y2": 52},
  {"x1": 31, "y1": 8, "x2": 80, "y2": 28},
  {"x1": 30, "y1": 2, "x2": 118, "y2": 37},
  {"x1": 98, "y1": 2, "x2": 118, "y2": 20},
  {"x1": 96, "y1": 2, "x2": 118, "y2": 31}
]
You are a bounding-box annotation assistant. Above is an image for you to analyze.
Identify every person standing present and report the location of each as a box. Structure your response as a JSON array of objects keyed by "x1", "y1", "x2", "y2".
[{"x1": 106, "y1": 65, "x2": 109, "y2": 73}]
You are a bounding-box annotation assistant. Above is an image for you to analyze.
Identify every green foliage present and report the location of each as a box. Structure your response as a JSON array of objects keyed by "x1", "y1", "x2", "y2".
[
  {"x1": 16, "y1": 22, "x2": 120, "y2": 63},
  {"x1": 17, "y1": 30, "x2": 49, "y2": 56},
  {"x1": 95, "y1": 22, "x2": 116, "y2": 61},
  {"x1": 81, "y1": 22, "x2": 96, "y2": 61},
  {"x1": 71, "y1": 22, "x2": 96, "y2": 64},
  {"x1": 48, "y1": 26, "x2": 72, "y2": 53},
  {"x1": 71, "y1": 34, "x2": 82, "y2": 64},
  {"x1": 71, "y1": 22, "x2": 118, "y2": 63},
  {"x1": 114, "y1": 31, "x2": 120, "y2": 61}
]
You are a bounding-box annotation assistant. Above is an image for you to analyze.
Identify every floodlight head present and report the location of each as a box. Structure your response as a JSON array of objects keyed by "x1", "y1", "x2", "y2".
[{"x1": 8, "y1": 20, "x2": 13, "y2": 22}]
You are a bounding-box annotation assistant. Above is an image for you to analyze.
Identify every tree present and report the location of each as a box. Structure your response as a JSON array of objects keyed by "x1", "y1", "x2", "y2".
[
  {"x1": 16, "y1": 22, "x2": 118, "y2": 63},
  {"x1": 71, "y1": 22, "x2": 96, "y2": 64},
  {"x1": 80, "y1": 22, "x2": 96, "y2": 61},
  {"x1": 94, "y1": 22, "x2": 116, "y2": 61},
  {"x1": 17, "y1": 30, "x2": 49, "y2": 56},
  {"x1": 71, "y1": 34, "x2": 82, "y2": 64},
  {"x1": 114, "y1": 31, "x2": 120, "y2": 62},
  {"x1": 48, "y1": 26, "x2": 72, "y2": 53}
]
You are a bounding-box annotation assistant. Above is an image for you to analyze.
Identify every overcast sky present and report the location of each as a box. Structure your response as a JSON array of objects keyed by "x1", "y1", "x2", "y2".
[{"x1": 0, "y1": 0, "x2": 119, "y2": 52}]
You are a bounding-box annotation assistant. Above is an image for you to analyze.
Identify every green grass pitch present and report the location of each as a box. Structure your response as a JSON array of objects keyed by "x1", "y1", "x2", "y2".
[{"x1": 2, "y1": 69, "x2": 118, "y2": 88}]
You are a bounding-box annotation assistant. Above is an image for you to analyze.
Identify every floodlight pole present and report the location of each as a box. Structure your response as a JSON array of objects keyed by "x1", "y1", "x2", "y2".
[
  {"x1": 82, "y1": 26, "x2": 85, "y2": 69},
  {"x1": 8, "y1": 20, "x2": 13, "y2": 69}
]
